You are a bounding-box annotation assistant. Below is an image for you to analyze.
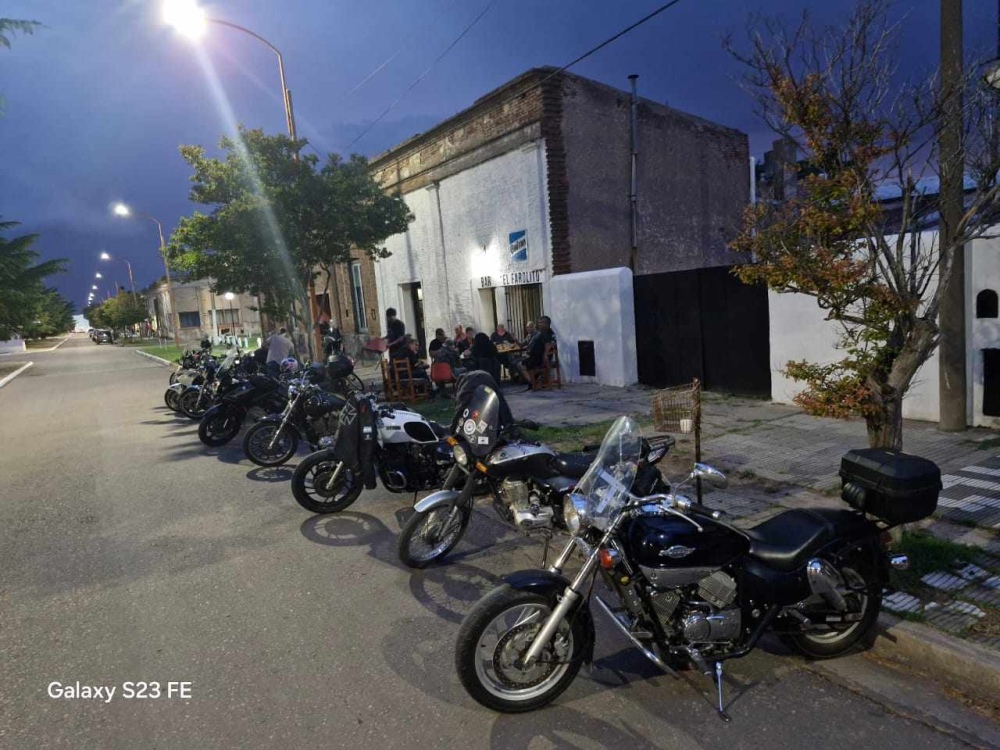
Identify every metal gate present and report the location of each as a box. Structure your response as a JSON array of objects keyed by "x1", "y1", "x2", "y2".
[
  {"x1": 634, "y1": 266, "x2": 771, "y2": 396},
  {"x1": 504, "y1": 283, "x2": 543, "y2": 340}
]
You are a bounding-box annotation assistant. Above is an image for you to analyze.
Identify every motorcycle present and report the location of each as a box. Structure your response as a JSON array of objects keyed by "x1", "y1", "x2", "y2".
[
  {"x1": 197, "y1": 372, "x2": 288, "y2": 447},
  {"x1": 289, "y1": 391, "x2": 454, "y2": 514},
  {"x1": 164, "y1": 357, "x2": 212, "y2": 412},
  {"x1": 241, "y1": 353, "x2": 360, "y2": 466},
  {"x1": 396, "y1": 383, "x2": 673, "y2": 568},
  {"x1": 178, "y1": 348, "x2": 246, "y2": 420},
  {"x1": 454, "y1": 416, "x2": 939, "y2": 718}
]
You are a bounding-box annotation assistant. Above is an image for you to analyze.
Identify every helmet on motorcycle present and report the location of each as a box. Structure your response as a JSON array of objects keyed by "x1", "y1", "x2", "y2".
[{"x1": 279, "y1": 357, "x2": 300, "y2": 374}]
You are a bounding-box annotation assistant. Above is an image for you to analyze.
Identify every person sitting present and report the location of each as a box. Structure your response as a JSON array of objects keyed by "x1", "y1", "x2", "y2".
[
  {"x1": 453, "y1": 325, "x2": 470, "y2": 353},
  {"x1": 429, "y1": 328, "x2": 465, "y2": 375},
  {"x1": 428, "y1": 328, "x2": 449, "y2": 360},
  {"x1": 490, "y1": 324, "x2": 516, "y2": 347},
  {"x1": 469, "y1": 332, "x2": 501, "y2": 384},
  {"x1": 517, "y1": 315, "x2": 554, "y2": 391},
  {"x1": 523, "y1": 321, "x2": 536, "y2": 346},
  {"x1": 391, "y1": 335, "x2": 431, "y2": 388}
]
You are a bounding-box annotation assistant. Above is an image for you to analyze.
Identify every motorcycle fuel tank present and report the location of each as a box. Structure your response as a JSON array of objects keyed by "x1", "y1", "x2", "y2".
[
  {"x1": 487, "y1": 443, "x2": 557, "y2": 479},
  {"x1": 625, "y1": 512, "x2": 749, "y2": 588},
  {"x1": 379, "y1": 409, "x2": 439, "y2": 444}
]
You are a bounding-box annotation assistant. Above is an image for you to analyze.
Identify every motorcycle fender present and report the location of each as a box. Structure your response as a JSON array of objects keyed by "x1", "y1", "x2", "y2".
[
  {"x1": 167, "y1": 383, "x2": 186, "y2": 395},
  {"x1": 502, "y1": 569, "x2": 597, "y2": 665},
  {"x1": 414, "y1": 489, "x2": 461, "y2": 513},
  {"x1": 183, "y1": 384, "x2": 202, "y2": 394}
]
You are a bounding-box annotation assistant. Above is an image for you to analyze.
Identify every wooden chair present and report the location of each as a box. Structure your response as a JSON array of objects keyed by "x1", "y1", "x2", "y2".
[
  {"x1": 380, "y1": 357, "x2": 399, "y2": 400},
  {"x1": 391, "y1": 358, "x2": 432, "y2": 403},
  {"x1": 527, "y1": 343, "x2": 562, "y2": 390}
]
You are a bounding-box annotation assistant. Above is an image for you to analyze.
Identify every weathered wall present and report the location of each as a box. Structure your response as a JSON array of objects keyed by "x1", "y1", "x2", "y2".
[
  {"x1": 559, "y1": 73, "x2": 749, "y2": 276},
  {"x1": 373, "y1": 142, "x2": 551, "y2": 346},
  {"x1": 547, "y1": 268, "x2": 637, "y2": 387}
]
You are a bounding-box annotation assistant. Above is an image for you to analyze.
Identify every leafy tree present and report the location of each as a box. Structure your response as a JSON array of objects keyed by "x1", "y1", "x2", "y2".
[
  {"x1": 20, "y1": 288, "x2": 74, "y2": 339},
  {"x1": 169, "y1": 127, "x2": 412, "y2": 328},
  {"x1": 84, "y1": 293, "x2": 147, "y2": 337},
  {"x1": 0, "y1": 220, "x2": 67, "y2": 340},
  {"x1": 726, "y1": 0, "x2": 1000, "y2": 449}
]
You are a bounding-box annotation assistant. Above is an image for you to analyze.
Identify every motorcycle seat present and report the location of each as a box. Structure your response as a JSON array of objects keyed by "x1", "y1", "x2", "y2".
[
  {"x1": 743, "y1": 508, "x2": 862, "y2": 572},
  {"x1": 552, "y1": 453, "x2": 592, "y2": 479}
]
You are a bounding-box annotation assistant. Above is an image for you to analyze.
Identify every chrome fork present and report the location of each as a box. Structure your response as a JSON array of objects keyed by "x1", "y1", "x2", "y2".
[{"x1": 268, "y1": 397, "x2": 297, "y2": 450}]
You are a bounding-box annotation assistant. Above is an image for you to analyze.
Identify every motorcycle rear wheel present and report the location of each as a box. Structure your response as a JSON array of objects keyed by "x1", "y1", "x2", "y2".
[
  {"x1": 291, "y1": 452, "x2": 362, "y2": 513},
  {"x1": 455, "y1": 586, "x2": 585, "y2": 713},
  {"x1": 242, "y1": 421, "x2": 299, "y2": 467},
  {"x1": 397, "y1": 504, "x2": 472, "y2": 568},
  {"x1": 198, "y1": 407, "x2": 244, "y2": 447}
]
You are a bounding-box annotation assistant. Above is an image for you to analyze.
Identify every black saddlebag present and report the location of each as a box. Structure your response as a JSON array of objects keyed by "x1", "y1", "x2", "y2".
[{"x1": 839, "y1": 449, "x2": 940, "y2": 525}]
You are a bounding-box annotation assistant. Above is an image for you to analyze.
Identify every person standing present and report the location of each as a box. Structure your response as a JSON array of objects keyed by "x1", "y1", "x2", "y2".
[
  {"x1": 517, "y1": 316, "x2": 554, "y2": 391},
  {"x1": 266, "y1": 327, "x2": 295, "y2": 375},
  {"x1": 385, "y1": 308, "x2": 406, "y2": 357}
]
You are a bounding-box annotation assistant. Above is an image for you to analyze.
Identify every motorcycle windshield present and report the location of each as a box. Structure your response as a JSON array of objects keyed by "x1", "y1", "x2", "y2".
[
  {"x1": 574, "y1": 416, "x2": 642, "y2": 529},
  {"x1": 457, "y1": 385, "x2": 501, "y2": 458},
  {"x1": 218, "y1": 350, "x2": 238, "y2": 375}
]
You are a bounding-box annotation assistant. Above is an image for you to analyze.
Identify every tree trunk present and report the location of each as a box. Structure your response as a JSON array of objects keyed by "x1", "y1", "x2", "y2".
[{"x1": 865, "y1": 389, "x2": 904, "y2": 450}]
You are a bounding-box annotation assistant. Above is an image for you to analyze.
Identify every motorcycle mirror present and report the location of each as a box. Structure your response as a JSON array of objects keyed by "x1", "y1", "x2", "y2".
[{"x1": 691, "y1": 463, "x2": 728, "y2": 489}]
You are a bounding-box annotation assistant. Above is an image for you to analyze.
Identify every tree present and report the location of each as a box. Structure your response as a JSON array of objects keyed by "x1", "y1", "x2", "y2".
[
  {"x1": 83, "y1": 293, "x2": 147, "y2": 338},
  {"x1": 726, "y1": 0, "x2": 1000, "y2": 449},
  {"x1": 0, "y1": 220, "x2": 67, "y2": 340},
  {"x1": 169, "y1": 127, "x2": 412, "y2": 326},
  {"x1": 20, "y1": 288, "x2": 75, "y2": 339}
]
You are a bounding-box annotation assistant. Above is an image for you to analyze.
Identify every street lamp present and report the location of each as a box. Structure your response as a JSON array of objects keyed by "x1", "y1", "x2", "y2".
[
  {"x1": 112, "y1": 202, "x2": 181, "y2": 345},
  {"x1": 163, "y1": 0, "x2": 322, "y2": 360},
  {"x1": 92, "y1": 285, "x2": 98, "y2": 291},
  {"x1": 95, "y1": 272, "x2": 103, "y2": 279},
  {"x1": 99, "y1": 250, "x2": 135, "y2": 293}
]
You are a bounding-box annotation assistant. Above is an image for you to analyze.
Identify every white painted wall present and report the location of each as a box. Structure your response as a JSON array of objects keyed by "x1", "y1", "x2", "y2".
[
  {"x1": 374, "y1": 141, "x2": 551, "y2": 341},
  {"x1": 547, "y1": 268, "x2": 638, "y2": 387},
  {"x1": 0, "y1": 339, "x2": 25, "y2": 355},
  {"x1": 769, "y1": 231, "x2": 1000, "y2": 426}
]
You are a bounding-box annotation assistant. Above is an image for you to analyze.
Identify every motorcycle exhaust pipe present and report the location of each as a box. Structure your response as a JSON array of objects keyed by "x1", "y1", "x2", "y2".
[
  {"x1": 806, "y1": 559, "x2": 847, "y2": 611},
  {"x1": 384, "y1": 471, "x2": 407, "y2": 491}
]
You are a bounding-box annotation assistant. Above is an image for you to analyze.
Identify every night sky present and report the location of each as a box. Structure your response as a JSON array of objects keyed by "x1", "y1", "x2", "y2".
[{"x1": 1, "y1": 0, "x2": 997, "y2": 310}]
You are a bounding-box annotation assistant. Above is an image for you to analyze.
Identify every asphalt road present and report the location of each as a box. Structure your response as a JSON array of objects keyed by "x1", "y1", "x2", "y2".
[{"x1": 0, "y1": 335, "x2": 996, "y2": 749}]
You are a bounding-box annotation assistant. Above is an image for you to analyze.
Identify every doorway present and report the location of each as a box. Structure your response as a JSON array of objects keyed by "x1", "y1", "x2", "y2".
[
  {"x1": 401, "y1": 282, "x2": 426, "y2": 357},
  {"x1": 504, "y1": 283, "x2": 543, "y2": 341}
]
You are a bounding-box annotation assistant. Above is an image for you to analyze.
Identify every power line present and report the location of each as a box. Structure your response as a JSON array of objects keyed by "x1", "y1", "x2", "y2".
[{"x1": 347, "y1": 0, "x2": 497, "y2": 150}]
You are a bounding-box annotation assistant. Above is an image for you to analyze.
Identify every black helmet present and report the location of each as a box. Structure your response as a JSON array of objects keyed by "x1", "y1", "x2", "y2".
[{"x1": 326, "y1": 353, "x2": 355, "y2": 379}]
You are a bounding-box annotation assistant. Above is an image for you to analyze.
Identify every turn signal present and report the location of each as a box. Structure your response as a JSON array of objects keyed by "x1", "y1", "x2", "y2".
[
  {"x1": 599, "y1": 549, "x2": 618, "y2": 569},
  {"x1": 475, "y1": 462, "x2": 489, "y2": 474},
  {"x1": 446, "y1": 436, "x2": 458, "y2": 447}
]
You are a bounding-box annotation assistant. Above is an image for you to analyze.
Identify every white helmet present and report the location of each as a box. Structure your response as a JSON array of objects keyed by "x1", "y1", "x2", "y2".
[{"x1": 280, "y1": 357, "x2": 299, "y2": 374}]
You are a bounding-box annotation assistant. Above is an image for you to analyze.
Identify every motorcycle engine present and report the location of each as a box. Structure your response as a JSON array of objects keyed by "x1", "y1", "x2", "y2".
[
  {"x1": 652, "y1": 571, "x2": 742, "y2": 644},
  {"x1": 500, "y1": 479, "x2": 554, "y2": 530}
]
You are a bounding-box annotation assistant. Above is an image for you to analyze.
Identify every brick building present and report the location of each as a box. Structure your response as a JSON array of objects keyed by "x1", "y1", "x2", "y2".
[
  {"x1": 312, "y1": 250, "x2": 382, "y2": 352},
  {"x1": 365, "y1": 67, "x2": 761, "y2": 389}
]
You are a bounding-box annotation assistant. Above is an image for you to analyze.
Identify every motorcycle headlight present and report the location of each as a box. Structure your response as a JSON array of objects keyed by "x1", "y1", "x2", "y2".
[
  {"x1": 453, "y1": 444, "x2": 469, "y2": 467},
  {"x1": 562, "y1": 494, "x2": 589, "y2": 534}
]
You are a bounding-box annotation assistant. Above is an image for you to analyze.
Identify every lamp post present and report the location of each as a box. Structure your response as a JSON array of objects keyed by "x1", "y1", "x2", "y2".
[
  {"x1": 112, "y1": 203, "x2": 181, "y2": 346},
  {"x1": 99, "y1": 251, "x2": 135, "y2": 293},
  {"x1": 164, "y1": 0, "x2": 321, "y2": 361}
]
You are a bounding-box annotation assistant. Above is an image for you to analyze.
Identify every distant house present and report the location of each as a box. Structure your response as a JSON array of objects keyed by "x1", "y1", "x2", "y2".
[{"x1": 144, "y1": 278, "x2": 263, "y2": 344}]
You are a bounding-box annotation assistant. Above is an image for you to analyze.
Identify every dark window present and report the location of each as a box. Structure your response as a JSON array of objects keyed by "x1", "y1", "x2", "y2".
[
  {"x1": 178, "y1": 311, "x2": 200, "y2": 328},
  {"x1": 976, "y1": 289, "x2": 998, "y2": 319},
  {"x1": 350, "y1": 261, "x2": 368, "y2": 332}
]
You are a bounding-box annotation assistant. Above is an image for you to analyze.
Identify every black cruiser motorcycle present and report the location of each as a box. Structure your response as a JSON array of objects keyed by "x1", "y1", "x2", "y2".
[
  {"x1": 396, "y1": 383, "x2": 673, "y2": 568},
  {"x1": 455, "y1": 416, "x2": 938, "y2": 718}
]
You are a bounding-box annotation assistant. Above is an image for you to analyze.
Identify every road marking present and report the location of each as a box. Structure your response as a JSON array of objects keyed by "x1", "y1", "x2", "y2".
[{"x1": 0, "y1": 361, "x2": 33, "y2": 389}]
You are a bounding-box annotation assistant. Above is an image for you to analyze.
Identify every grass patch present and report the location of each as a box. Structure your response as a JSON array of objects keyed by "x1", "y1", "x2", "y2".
[
  {"x1": 410, "y1": 397, "x2": 456, "y2": 426},
  {"x1": 896, "y1": 610, "x2": 927, "y2": 623},
  {"x1": 136, "y1": 345, "x2": 230, "y2": 364},
  {"x1": 890, "y1": 529, "x2": 983, "y2": 594},
  {"x1": 976, "y1": 436, "x2": 1000, "y2": 451},
  {"x1": 24, "y1": 337, "x2": 65, "y2": 349}
]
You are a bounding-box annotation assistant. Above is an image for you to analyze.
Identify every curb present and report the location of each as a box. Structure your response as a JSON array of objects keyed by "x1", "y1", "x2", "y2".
[
  {"x1": 872, "y1": 611, "x2": 1000, "y2": 705},
  {"x1": 135, "y1": 350, "x2": 174, "y2": 367},
  {"x1": 24, "y1": 336, "x2": 70, "y2": 353},
  {"x1": 0, "y1": 361, "x2": 33, "y2": 389}
]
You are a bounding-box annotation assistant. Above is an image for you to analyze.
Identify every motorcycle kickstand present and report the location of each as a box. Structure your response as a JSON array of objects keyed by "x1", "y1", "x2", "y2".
[{"x1": 713, "y1": 662, "x2": 731, "y2": 723}]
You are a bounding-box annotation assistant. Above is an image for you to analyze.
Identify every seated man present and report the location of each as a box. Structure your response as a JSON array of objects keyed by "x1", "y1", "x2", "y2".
[
  {"x1": 428, "y1": 328, "x2": 450, "y2": 360},
  {"x1": 391, "y1": 334, "x2": 431, "y2": 387},
  {"x1": 516, "y1": 315, "x2": 554, "y2": 391},
  {"x1": 490, "y1": 323, "x2": 518, "y2": 379}
]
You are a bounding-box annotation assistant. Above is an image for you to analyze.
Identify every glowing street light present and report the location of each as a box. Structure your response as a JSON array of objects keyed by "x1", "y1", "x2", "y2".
[
  {"x1": 163, "y1": 0, "x2": 207, "y2": 40},
  {"x1": 92, "y1": 285, "x2": 98, "y2": 290},
  {"x1": 113, "y1": 202, "x2": 180, "y2": 344},
  {"x1": 98, "y1": 250, "x2": 134, "y2": 292},
  {"x1": 95, "y1": 272, "x2": 103, "y2": 279}
]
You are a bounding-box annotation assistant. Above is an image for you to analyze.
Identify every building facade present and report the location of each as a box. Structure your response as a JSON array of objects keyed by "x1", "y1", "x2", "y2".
[
  {"x1": 144, "y1": 278, "x2": 263, "y2": 344},
  {"x1": 367, "y1": 67, "x2": 752, "y2": 386}
]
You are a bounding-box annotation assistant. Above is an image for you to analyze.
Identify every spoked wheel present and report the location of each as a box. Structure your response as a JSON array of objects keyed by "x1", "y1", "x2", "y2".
[
  {"x1": 456, "y1": 586, "x2": 586, "y2": 713},
  {"x1": 164, "y1": 388, "x2": 181, "y2": 412},
  {"x1": 179, "y1": 389, "x2": 211, "y2": 420},
  {"x1": 397, "y1": 504, "x2": 472, "y2": 568},
  {"x1": 291, "y1": 452, "x2": 362, "y2": 514},
  {"x1": 780, "y1": 565, "x2": 881, "y2": 659},
  {"x1": 198, "y1": 407, "x2": 244, "y2": 447},
  {"x1": 242, "y1": 421, "x2": 299, "y2": 467}
]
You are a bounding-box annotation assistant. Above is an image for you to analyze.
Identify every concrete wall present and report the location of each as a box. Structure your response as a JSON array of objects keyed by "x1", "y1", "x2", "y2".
[
  {"x1": 547, "y1": 268, "x2": 637, "y2": 386},
  {"x1": 769, "y1": 232, "x2": 999, "y2": 426},
  {"x1": 0, "y1": 338, "x2": 25, "y2": 355},
  {"x1": 145, "y1": 281, "x2": 262, "y2": 343},
  {"x1": 374, "y1": 141, "x2": 551, "y2": 344},
  {"x1": 560, "y1": 74, "x2": 749, "y2": 276}
]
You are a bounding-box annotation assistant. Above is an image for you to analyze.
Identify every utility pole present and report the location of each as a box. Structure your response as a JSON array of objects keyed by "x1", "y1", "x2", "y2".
[{"x1": 938, "y1": 0, "x2": 967, "y2": 431}]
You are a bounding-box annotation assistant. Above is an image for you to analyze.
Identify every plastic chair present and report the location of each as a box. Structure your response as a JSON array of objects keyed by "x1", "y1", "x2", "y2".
[{"x1": 430, "y1": 361, "x2": 457, "y2": 396}]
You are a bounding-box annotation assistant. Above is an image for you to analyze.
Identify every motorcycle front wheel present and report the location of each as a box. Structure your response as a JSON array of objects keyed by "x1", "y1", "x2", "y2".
[
  {"x1": 164, "y1": 388, "x2": 181, "y2": 412},
  {"x1": 456, "y1": 585, "x2": 586, "y2": 713},
  {"x1": 179, "y1": 389, "x2": 211, "y2": 420},
  {"x1": 290, "y1": 452, "x2": 362, "y2": 513},
  {"x1": 397, "y1": 504, "x2": 472, "y2": 568},
  {"x1": 242, "y1": 420, "x2": 299, "y2": 466},
  {"x1": 198, "y1": 406, "x2": 244, "y2": 447}
]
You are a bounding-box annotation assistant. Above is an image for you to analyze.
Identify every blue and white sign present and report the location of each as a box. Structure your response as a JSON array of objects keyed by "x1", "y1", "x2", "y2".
[{"x1": 508, "y1": 230, "x2": 528, "y2": 262}]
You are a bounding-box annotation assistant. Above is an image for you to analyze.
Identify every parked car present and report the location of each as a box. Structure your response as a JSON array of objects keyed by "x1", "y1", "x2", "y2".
[{"x1": 92, "y1": 330, "x2": 113, "y2": 344}]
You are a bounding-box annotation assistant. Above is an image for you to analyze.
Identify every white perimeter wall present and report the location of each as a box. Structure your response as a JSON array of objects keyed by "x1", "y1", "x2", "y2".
[
  {"x1": 770, "y1": 232, "x2": 1000, "y2": 426},
  {"x1": 547, "y1": 268, "x2": 637, "y2": 387},
  {"x1": 374, "y1": 140, "x2": 550, "y2": 340}
]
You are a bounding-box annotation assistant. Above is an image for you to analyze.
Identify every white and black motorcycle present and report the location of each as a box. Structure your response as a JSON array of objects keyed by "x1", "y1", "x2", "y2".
[{"x1": 289, "y1": 392, "x2": 454, "y2": 514}]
